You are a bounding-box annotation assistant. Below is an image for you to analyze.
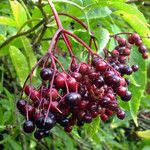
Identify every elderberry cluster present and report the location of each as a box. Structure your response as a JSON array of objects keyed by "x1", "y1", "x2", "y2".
[{"x1": 17, "y1": 33, "x2": 148, "y2": 140}]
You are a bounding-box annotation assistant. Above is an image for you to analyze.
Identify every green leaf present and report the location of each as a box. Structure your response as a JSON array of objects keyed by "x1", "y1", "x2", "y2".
[
  {"x1": 88, "y1": 1, "x2": 147, "y2": 24},
  {"x1": 20, "y1": 37, "x2": 37, "y2": 70},
  {"x1": 0, "y1": 34, "x2": 9, "y2": 56},
  {"x1": 87, "y1": 6, "x2": 112, "y2": 19},
  {"x1": 9, "y1": 0, "x2": 27, "y2": 28},
  {"x1": 114, "y1": 10, "x2": 150, "y2": 48},
  {"x1": 137, "y1": 130, "x2": 150, "y2": 139},
  {"x1": 9, "y1": 139, "x2": 22, "y2": 150},
  {"x1": 95, "y1": 28, "x2": 110, "y2": 54},
  {"x1": 84, "y1": 117, "x2": 100, "y2": 137},
  {"x1": 0, "y1": 107, "x2": 4, "y2": 125},
  {"x1": 128, "y1": 46, "x2": 147, "y2": 126},
  {"x1": 9, "y1": 46, "x2": 29, "y2": 86},
  {"x1": 0, "y1": 17, "x2": 16, "y2": 27}
]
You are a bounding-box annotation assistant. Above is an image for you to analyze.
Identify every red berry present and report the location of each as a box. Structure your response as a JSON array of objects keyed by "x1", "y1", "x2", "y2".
[
  {"x1": 71, "y1": 72, "x2": 82, "y2": 82},
  {"x1": 105, "y1": 109, "x2": 113, "y2": 116},
  {"x1": 67, "y1": 77, "x2": 77, "y2": 91},
  {"x1": 55, "y1": 73, "x2": 67, "y2": 89},
  {"x1": 123, "y1": 48, "x2": 131, "y2": 56},
  {"x1": 95, "y1": 61, "x2": 107, "y2": 72},
  {"x1": 46, "y1": 88, "x2": 59, "y2": 100},
  {"x1": 135, "y1": 39, "x2": 142, "y2": 47},
  {"x1": 64, "y1": 126, "x2": 72, "y2": 133},
  {"x1": 101, "y1": 114, "x2": 109, "y2": 122},
  {"x1": 79, "y1": 63, "x2": 89, "y2": 75},
  {"x1": 142, "y1": 53, "x2": 148, "y2": 59},
  {"x1": 112, "y1": 49, "x2": 120, "y2": 57},
  {"x1": 117, "y1": 38, "x2": 126, "y2": 46},
  {"x1": 116, "y1": 86, "x2": 127, "y2": 97}
]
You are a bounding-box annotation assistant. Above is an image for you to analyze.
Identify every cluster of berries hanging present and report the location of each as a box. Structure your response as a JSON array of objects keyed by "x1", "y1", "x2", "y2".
[{"x1": 16, "y1": 1, "x2": 148, "y2": 140}]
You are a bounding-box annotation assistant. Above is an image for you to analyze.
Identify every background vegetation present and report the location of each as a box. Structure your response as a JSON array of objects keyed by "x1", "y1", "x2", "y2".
[{"x1": 0, "y1": 0, "x2": 150, "y2": 150}]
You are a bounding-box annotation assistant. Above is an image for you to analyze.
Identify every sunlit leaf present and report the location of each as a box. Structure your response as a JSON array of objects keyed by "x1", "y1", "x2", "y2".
[{"x1": 9, "y1": 46, "x2": 29, "y2": 86}]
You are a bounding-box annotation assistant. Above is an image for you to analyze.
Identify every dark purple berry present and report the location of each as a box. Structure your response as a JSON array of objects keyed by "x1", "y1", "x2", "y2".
[
  {"x1": 94, "y1": 76, "x2": 104, "y2": 87},
  {"x1": 23, "y1": 120, "x2": 35, "y2": 133},
  {"x1": 40, "y1": 68, "x2": 53, "y2": 80},
  {"x1": 44, "y1": 117, "x2": 56, "y2": 130},
  {"x1": 121, "y1": 91, "x2": 132, "y2": 101},
  {"x1": 83, "y1": 114, "x2": 92, "y2": 123},
  {"x1": 108, "y1": 101, "x2": 118, "y2": 111},
  {"x1": 34, "y1": 130, "x2": 44, "y2": 140},
  {"x1": 117, "y1": 109, "x2": 125, "y2": 120},
  {"x1": 58, "y1": 118, "x2": 69, "y2": 127},
  {"x1": 65, "y1": 92, "x2": 81, "y2": 106},
  {"x1": 138, "y1": 44, "x2": 147, "y2": 53},
  {"x1": 99, "y1": 97, "x2": 111, "y2": 108},
  {"x1": 17, "y1": 100, "x2": 27, "y2": 110},
  {"x1": 131, "y1": 65, "x2": 139, "y2": 72}
]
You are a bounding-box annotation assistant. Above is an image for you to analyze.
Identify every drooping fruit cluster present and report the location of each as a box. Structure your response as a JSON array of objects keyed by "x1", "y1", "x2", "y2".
[
  {"x1": 17, "y1": 31, "x2": 148, "y2": 140},
  {"x1": 109, "y1": 33, "x2": 148, "y2": 76}
]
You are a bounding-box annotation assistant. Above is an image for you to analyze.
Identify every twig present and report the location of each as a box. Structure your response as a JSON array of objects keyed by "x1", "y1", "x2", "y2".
[{"x1": 0, "y1": 20, "x2": 44, "y2": 49}]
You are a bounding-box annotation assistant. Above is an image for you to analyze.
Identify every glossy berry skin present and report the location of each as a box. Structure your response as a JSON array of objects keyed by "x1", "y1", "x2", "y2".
[
  {"x1": 117, "y1": 38, "x2": 126, "y2": 46},
  {"x1": 123, "y1": 48, "x2": 130, "y2": 56},
  {"x1": 65, "y1": 92, "x2": 81, "y2": 106},
  {"x1": 124, "y1": 66, "x2": 133, "y2": 75},
  {"x1": 83, "y1": 114, "x2": 92, "y2": 123},
  {"x1": 116, "y1": 86, "x2": 127, "y2": 97},
  {"x1": 67, "y1": 77, "x2": 77, "y2": 91},
  {"x1": 135, "y1": 40, "x2": 142, "y2": 47},
  {"x1": 99, "y1": 96, "x2": 110, "y2": 108},
  {"x1": 108, "y1": 101, "x2": 118, "y2": 111},
  {"x1": 117, "y1": 109, "x2": 125, "y2": 120},
  {"x1": 58, "y1": 118, "x2": 69, "y2": 127},
  {"x1": 132, "y1": 65, "x2": 139, "y2": 72},
  {"x1": 94, "y1": 76, "x2": 105, "y2": 88},
  {"x1": 79, "y1": 63, "x2": 89, "y2": 75},
  {"x1": 71, "y1": 72, "x2": 82, "y2": 82},
  {"x1": 35, "y1": 117, "x2": 44, "y2": 129},
  {"x1": 43, "y1": 130, "x2": 50, "y2": 137},
  {"x1": 17, "y1": 100, "x2": 27, "y2": 110},
  {"x1": 121, "y1": 91, "x2": 132, "y2": 101},
  {"x1": 138, "y1": 44, "x2": 147, "y2": 53},
  {"x1": 55, "y1": 75, "x2": 66, "y2": 89},
  {"x1": 34, "y1": 130, "x2": 44, "y2": 140},
  {"x1": 112, "y1": 49, "x2": 120, "y2": 57},
  {"x1": 21, "y1": 105, "x2": 35, "y2": 119},
  {"x1": 23, "y1": 120, "x2": 35, "y2": 133},
  {"x1": 142, "y1": 53, "x2": 148, "y2": 59},
  {"x1": 44, "y1": 117, "x2": 56, "y2": 130},
  {"x1": 95, "y1": 61, "x2": 107, "y2": 72},
  {"x1": 40, "y1": 68, "x2": 53, "y2": 80}
]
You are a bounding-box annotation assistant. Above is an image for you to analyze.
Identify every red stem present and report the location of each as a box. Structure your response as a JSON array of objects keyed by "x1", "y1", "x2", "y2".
[
  {"x1": 48, "y1": 0, "x2": 63, "y2": 29},
  {"x1": 48, "y1": 28, "x2": 62, "y2": 53},
  {"x1": 63, "y1": 29, "x2": 96, "y2": 55}
]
